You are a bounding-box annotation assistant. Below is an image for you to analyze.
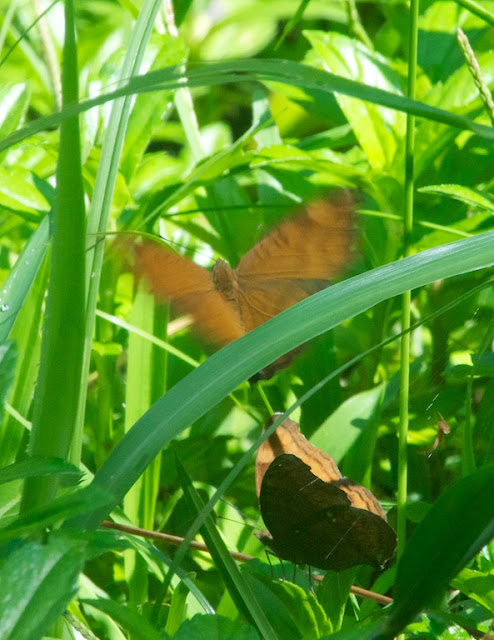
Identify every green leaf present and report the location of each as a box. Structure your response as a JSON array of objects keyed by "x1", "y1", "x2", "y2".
[
  {"x1": 420, "y1": 184, "x2": 494, "y2": 213},
  {"x1": 174, "y1": 613, "x2": 259, "y2": 640},
  {"x1": 165, "y1": 580, "x2": 190, "y2": 637},
  {"x1": 311, "y1": 384, "x2": 384, "y2": 463},
  {"x1": 81, "y1": 598, "x2": 163, "y2": 640},
  {"x1": 242, "y1": 568, "x2": 331, "y2": 640},
  {"x1": 0, "y1": 167, "x2": 50, "y2": 221},
  {"x1": 413, "y1": 50, "x2": 494, "y2": 178},
  {"x1": 451, "y1": 568, "x2": 494, "y2": 615},
  {"x1": 0, "y1": 534, "x2": 86, "y2": 640},
  {"x1": 0, "y1": 457, "x2": 81, "y2": 487},
  {"x1": 304, "y1": 31, "x2": 405, "y2": 171},
  {"x1": 317, "y1": 569, "x2": 357, "y2": 632}
]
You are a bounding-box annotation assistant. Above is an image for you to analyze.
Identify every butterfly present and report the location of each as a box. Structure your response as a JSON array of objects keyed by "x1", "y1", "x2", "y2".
[
  {"x1": 255, "y1": 416, "x2": 396, "y2": 571},
  {"x1": 134, "y1": 192, "x2": 354, "y2": 379}
]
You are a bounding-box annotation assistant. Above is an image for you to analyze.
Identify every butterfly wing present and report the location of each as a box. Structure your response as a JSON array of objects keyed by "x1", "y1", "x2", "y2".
[
  {"x1": 134, "y1": 242, "x2": 244, "y2": 346},
  {"x1": 259, "y1": 454, "x2": 396, "y2": 571},
  {"x1": 259, "y1": 454, "x2": 350, "y2": 566},
  {"x1": 234, "y1": 278, "x2": 329, "y2": 331},
  {"x1": 231, "y1": 193, "x2": 354, "y2": 377},
  {"x1": 234, "y1": 192, "x2": 354, "y2": 332},
  {"x1": 299, "y1": 504, "x2": 397, "y2": 571},
  {"x1": 255, "y1": 416, "x2": 342, "y2": 498},
  {"x1": 336, "y1": 477, "x2": 388, "y2": 520}
]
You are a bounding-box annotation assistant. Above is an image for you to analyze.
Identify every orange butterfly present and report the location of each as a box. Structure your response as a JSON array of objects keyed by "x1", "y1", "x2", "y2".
[{"x1": 134, "y1": 192, "x2": 354, "y2": 379}]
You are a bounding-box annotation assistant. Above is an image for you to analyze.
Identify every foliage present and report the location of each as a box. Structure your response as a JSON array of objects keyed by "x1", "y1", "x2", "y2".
[{"x1": 1, "y1": 0, "x2": 494, "y2": 638}]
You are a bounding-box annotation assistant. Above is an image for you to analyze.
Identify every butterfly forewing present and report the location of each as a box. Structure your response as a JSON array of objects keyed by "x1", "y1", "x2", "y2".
[
  {"x1": 134, "y1": 243, "x2": 244, "y2": 346},
  {"x1": 255, "y1": 416, "x2": 342, "y2": 497},
  {"x1": 235, "y1": 193, "x2": 354, "y2": 282}
]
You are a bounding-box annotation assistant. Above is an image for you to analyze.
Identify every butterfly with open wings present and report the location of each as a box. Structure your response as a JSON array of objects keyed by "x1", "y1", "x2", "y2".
[{"x1": 134, "y1": 191, "x2": 354, "y2": 379}]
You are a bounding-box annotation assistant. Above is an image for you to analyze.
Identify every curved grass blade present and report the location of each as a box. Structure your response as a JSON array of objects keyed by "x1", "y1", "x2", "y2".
[
  {"x1": 66, "y1": 229, "x2": 494, "y2": 530},
  {"x1": 375, "y1": 465, "x2": 494, "y2": 639},
  {"x1": 177, "y1": 457, "x2": 277, "y2": 639},
  {"x1": 1, "y1": 59, "x2": 494, "y2": 154}
]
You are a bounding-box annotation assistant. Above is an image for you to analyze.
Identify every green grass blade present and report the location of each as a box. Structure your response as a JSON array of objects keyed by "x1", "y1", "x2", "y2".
[
  {"x1": 67, "y1": 229, "x2": 494, "y2": 529},
  {"x1": 380, "y1": 465, "x2": 494, "y2": 638},
  {"x1": 21, "y1": 0, "x2": 86, "y2": 511},
  {"x1": 397, "y1": 0, "x2": 419, "y2": 561},
  {"x1": 74, "y1": 0, "x2": 163, "y2": 461},
  {"x1": 177, "y1": 457, "x2": 277, "y2": 639},
  {"x1": 123, "y1": 285, "x2": 160, "y2": 607},
  {"x1": 1, "y1": 487, "x2": 112, "y2": 544},
  {"x1": 0, "y1": 216, "x2": 49, "y2": 343},
  {"x1": 0, "y1": 259, "x2": 48, "y2": 468},
  {"x1": 0, "y1": 457, "x2": 81, "y2": 486},
  {"x1": 2, "y1": 58, "x2": 494, "y2": 154},
  {"x1": 455, "y1": 0, "x2": 494, "y2": 28}
]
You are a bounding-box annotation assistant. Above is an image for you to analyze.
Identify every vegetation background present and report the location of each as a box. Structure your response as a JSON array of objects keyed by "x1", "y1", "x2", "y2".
[{"x1": 1, "y1": 0, "x2": 494, "y2": 638}]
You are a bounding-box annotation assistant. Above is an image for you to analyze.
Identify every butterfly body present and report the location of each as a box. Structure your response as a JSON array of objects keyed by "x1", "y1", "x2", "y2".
[{"x1": 134, "y1": 192, "x2": 354, "y2": 378}]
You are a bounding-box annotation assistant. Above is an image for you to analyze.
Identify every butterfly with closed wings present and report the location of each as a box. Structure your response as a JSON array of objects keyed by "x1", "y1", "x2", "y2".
[
  {"x1": 134, "y1": 191, "x2": 354, "y2": 379},
  {"x1": 256, "y1": 416, "x2": 397, "y2": 571}
]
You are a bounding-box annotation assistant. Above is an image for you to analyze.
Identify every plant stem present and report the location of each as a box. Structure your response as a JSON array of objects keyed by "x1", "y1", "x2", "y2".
[{"x1": 397, "y1": 0, "x2": 419, "y2": 560}]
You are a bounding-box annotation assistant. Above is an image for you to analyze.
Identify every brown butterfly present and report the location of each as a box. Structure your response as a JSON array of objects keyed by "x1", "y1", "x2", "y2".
[
  {"x1": 134, "y1": 192, "x2": 354, "y2": 379},
  {"x1": 255, "y1": 416, "x2": 396, "y2": 571}
]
